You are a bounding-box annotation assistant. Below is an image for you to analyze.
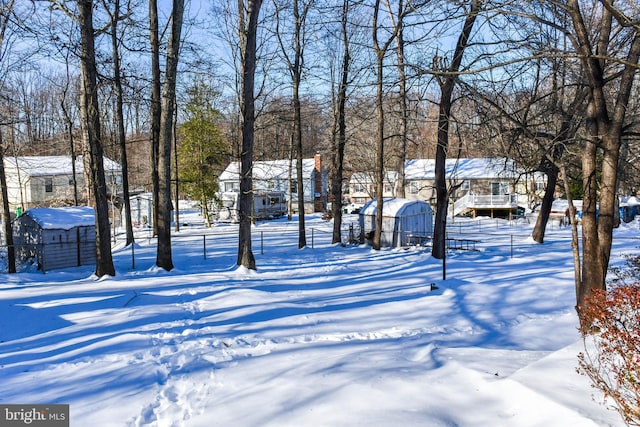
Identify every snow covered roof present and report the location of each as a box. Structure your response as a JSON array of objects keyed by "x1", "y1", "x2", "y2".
[
  {"x1": 24, "y1": 206, "x2": 95, "y2": 230},
  {"x1": 4, "y1": 156, "x2": 121, "y2": 177},
  {"x1": 404, "y1": 158, "x2": 518, "y2": 180},
  {"x1": 219, "y1": 158, "x2": 318, "y2": 181},
  {"x1": 350, "y1": 171, "x2": 398, "y2": 184},
  {"x1": 620, "y1": 196, "x2": 640, "y2": 207},
  {"x1": 550, "y1": 199, "x2": 583, "y2": 212},
  {"x1": 360, "y1": 198, "x2": 433, "y2": 217}
]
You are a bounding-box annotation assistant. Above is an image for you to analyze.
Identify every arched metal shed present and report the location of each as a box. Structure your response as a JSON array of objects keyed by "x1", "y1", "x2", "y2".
[{"x1": 359, "y1": 198, "x2": 434, "y2": 247}]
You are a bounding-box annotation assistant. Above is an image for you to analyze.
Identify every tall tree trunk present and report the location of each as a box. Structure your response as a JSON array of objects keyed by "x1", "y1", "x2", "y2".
[
  {"x1": 59, "y1": 57, "x2": 79, "y2": 207},
  {"x1": 294, "y1": 84, "x2": 306, "y2": 248},
  {"x1": 156, "y1": 0, "x2": 184, "y2": 271},
  {"x1": 566, "y1": 0, "x2": 640, "y2": 322},
  {"x1": 292, "y1": 0, "x2": 305, "y2": 246},
  {"x1": 330, "y1": 0, "x2": 350, "y2": 245},
  {"x1": 78, "y1": 0, "x2": 115, "y2": 277},
  {"x1": 274, "y1": 0, "x2": 310, "y2": 248},
  {"x1": 579, "y1": 97, "x2": 601, "y2": 307},
  {"x1": 371, "y1": 0, "x2": 389, "y2": 251},
  {"x1": 0, "y1": 132, "x2": 16, "y2": 273},
  {"x1": 237, "y1": 0, "x2": 263, "y2": 269},
  {"x1": 531, "y1": 164, "x2": 558, "y2": 243},
  {"x1": 149, "y1": 0, "x2": 161, "y2": 237},
  {"x1": 432, "y1": 0, "x2": 481, "y2": 260},
  {"x1": 560, "y1": 163, "x2": 582, "y2": 303},
  {"x1": 106, "y1": 0, "x2": 134, "y2": 246},
  {"x1": 389, "y1": 0, "x2": 407, "y2": 199},
  {"x1": 373, "y1": 46, "x2": 384, "y2": 250}
]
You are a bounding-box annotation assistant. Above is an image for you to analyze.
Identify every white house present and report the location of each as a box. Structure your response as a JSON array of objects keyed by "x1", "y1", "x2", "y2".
[
  {"x1": 348, "y1": 158, "x2": 546, "y2": 219},
  {"x1": 2, "y1": 156, "x2": 122, "y2": 213},
  {"x1": 218, "y1": 153, "x2": 328, "y2": 213},
  {"x1": 347, "y1": 171, "x2": 397, "y2": 210}
]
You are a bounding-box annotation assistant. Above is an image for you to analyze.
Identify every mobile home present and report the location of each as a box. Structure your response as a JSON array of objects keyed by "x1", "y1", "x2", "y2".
[{"x1": 216, "y1": 191, "x2": 287, "y2": 223}]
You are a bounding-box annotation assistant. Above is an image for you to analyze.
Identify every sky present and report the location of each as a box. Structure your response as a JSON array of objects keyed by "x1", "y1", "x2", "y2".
[{"x1": 0, "y1": 207, "x2": 633, "y2": 426}]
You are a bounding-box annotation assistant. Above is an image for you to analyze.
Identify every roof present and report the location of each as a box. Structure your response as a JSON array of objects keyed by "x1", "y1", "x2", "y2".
[
  {"x1": 23, "y1": 206, "x2": 95, "y2": 230},
  {"x1": 550, "y1": 199, "x2": 583, "y2": 212},
  {"x1": 219, "y1": 158, "x2": 318, "y2": 181},
  {"x1": 4, "y1": 156, "x2": 121, "y2": 177},
  {"x1": 404, "y1": 158, "x2": 517, "y2": 180},
  {"x1": 621, "y1": 196, "x2": 640, "y2": 207},
  {"x1": 360, "y1": 198, "x2": 433, "y2": 217},
  {"x1": 350, "y1": 171, "x2": 398, "y2": 184}
]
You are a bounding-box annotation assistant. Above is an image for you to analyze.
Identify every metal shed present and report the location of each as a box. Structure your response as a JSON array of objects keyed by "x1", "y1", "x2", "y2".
[
  {"x1": 359, "y1": 198, "x2": 434, "y2": 247},
  {"x1": 12, "y1": 206, "x2": 96, "y2": 272}
]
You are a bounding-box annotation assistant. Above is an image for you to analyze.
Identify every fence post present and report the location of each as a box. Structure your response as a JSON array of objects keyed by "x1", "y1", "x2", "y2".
[
  {"x1": 312, "y1": 228, "x2": 314, "y2": 249},
  {"x1": 203, "y1": 235, "x2": 206, "y2": 260},
  {"x1": 131, "y1": 242, "x2": 135, "y2": 270},
  {"x1": 510, "y1": 235, "x2": 513, "y2": 259},
  {"x1": 40, "y1": 244, "x2": 46, "y2": 273},
  {"x1": 261, "y1": 231, "x2": 264, "y2": 255},
  {"x1": 442, "y1": 249, "x2": 446, "y2": 280}
]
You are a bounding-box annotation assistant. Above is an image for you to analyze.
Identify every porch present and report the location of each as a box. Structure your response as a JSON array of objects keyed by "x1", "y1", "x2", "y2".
[{"x1": 453, "y1": 193, "x2": 519, "y2": 218}]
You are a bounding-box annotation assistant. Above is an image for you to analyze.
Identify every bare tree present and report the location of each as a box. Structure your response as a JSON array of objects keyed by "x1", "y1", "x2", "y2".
[
  {"x1": 149, "y1": 0, "x2": 160, "y2": 237},
  {"x1": 0, "y1": 131, "x2": 15, "y2": 273},
  {"x1": 101, "y1": 0, "x2": 135, "y2": 246},
  {"x1": 155, "y1": 0, "x2": 184, "y2": 271},
  {"x1": 237, "y1": 0, "x2": 263, "y2": 269},
  {"x1": 371, "y1": 0, "x2": 399, "y2": 250},
  {"x1": 564, "y1": 0, "x2": 640, "y2": 321},
  {"x1": 274, "y1": 0, "x2": 314, "y2": 248},
  {"x1": 329, "y1": 0, "x2": 352, "y2": 244},
  {"x1": 431, "y1": 0, "x2": 482, "y2": 260},
  {"x1": 77, "y1": 0, "x2": 116, "y2": 277},
  {"x1": 0, "y1": 0, "x2": 18, "y2": 273}
]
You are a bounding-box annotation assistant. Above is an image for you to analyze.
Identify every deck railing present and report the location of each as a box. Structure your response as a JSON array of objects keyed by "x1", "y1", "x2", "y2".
[{"x1": 453, "y1": 193, "x2": 518, "y2": 216}]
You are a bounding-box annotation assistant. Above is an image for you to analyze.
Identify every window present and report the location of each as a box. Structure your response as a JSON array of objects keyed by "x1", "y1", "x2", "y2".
[
  {"x1": 354, "y1": 183, "x2": 366, "y2": 193},
  {"x1": 224, "y1": 182, "x2": 238, "y2": 192},
  {"x1": 384, "y1": 183, "x2": 393, "y2": 194},
  {"x1": 44, "y1": 177, "x2": 53, "y2": 193},
  {"x1": 491, "y1": 182, "x2": 509, "y2": 195},
  {"x1": 461, "y1": 180, "x2": 470, "y2": 191},
  {"x1": 535, "y1": 181, "x2": 545, "y2": 192},
  {"x1": 68, "y1": 177, "x2": 74, "y2": 186},
  {"x1": 409, "y1": 181, "x2": 419, "y2": 195}
]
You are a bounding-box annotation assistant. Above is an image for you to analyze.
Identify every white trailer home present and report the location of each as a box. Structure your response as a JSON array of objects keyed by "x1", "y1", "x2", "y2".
[{"x1": 215, "y1": 191, "x2": 287, "y2": 223}]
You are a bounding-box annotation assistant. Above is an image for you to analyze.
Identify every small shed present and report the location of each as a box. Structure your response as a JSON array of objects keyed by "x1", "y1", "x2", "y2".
[
  {"x1": 620, "y1": 196, "x2": 640, "y2": 223},
  {"x1": 128, "y1": 193, "x2": 154, "y2": 228},
  {"x1": 359, "y1": 198, "x2": 434, "y2": 247},
  {"x1": 12, "y1": 206, "x2": 96, "y2": 272}
]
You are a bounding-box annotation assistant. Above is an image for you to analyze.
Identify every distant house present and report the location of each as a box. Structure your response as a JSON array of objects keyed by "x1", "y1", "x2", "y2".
[
  {"x1": 347, "y1": 171, "x2": 397, "y2": 210},
  {"x1": 12, "y1": 206, "x2": 96, "y2": 272},
  {"x1": 401, "y1": 157, "x2": 545, "y2": 218},
  {"x1": 2, "y1": 156, "x2": 122, "y2": 213},
  {"x1": 218, "y1": 153, "x2": 328, "y2": 213}
]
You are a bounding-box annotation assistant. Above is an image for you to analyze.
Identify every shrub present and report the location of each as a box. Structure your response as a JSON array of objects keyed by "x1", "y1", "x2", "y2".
[{"x1": 578, "y1": 284, "x2": 640, "y2": 426}]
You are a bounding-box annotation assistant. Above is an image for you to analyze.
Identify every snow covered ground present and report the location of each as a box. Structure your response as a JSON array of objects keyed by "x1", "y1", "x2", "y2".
[{"x1": 0, "y1": 209, "x2": 635, "y2": 426}]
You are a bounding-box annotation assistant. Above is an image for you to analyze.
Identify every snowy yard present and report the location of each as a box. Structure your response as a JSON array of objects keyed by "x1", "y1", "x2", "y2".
[{"x1": 0, "y1": 211, "x2": 635, "y2": 426}]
